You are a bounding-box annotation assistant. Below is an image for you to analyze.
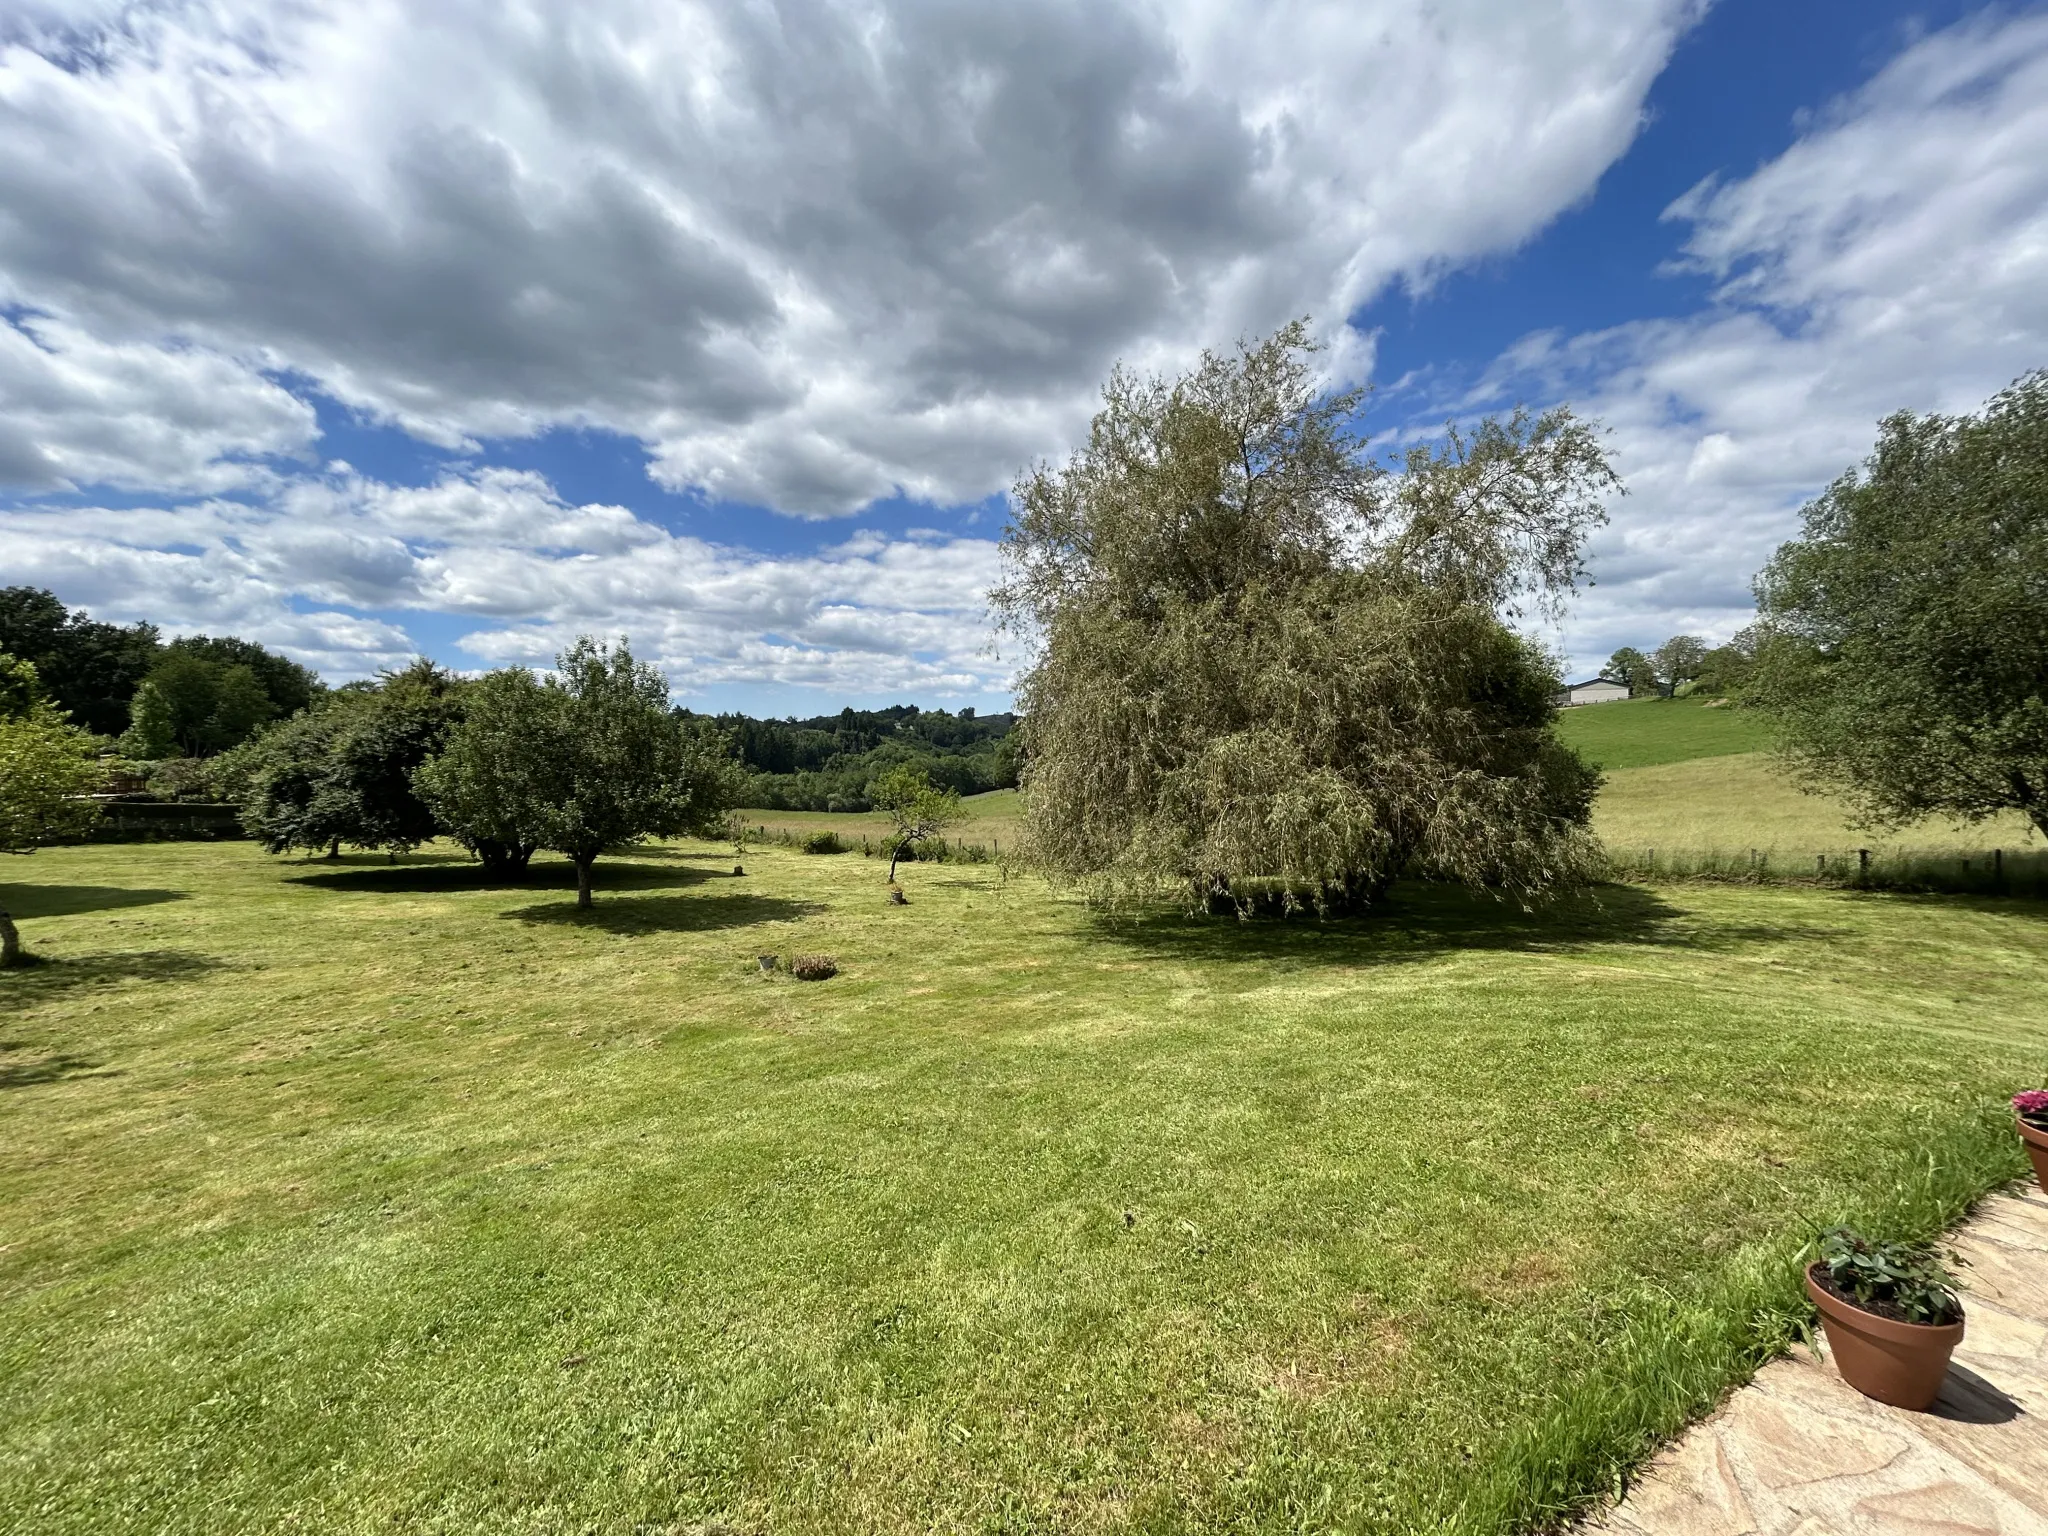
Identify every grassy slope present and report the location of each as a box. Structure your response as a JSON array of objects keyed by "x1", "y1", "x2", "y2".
[
  {"x1": 1594, "y1": 753, "x2": 2043, "y2": 858},
  {"x1": 4, "y1": 841, "x2": 2043, "y2": 1534},
  {"x1": 1552, "y1": 696, "x2": 1775, "y2": 770},
  {"x1": 1566, "y1": 696, "x2": 2043, "y2": 856}
]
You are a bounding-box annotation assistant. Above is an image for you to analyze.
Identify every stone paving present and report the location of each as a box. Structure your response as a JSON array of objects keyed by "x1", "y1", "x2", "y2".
[{"x1": 1587, "y1": 1184, "x2": 2048, "y2": 1536}]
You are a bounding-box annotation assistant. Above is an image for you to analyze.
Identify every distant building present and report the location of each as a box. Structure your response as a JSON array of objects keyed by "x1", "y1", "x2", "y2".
[{"x1": 1558, "y1": 676, "x2": 1631, "y2": 706}]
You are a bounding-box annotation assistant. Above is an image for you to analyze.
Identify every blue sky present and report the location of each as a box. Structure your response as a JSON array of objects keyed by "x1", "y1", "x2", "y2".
[{"x1": 4, "y1": 0, "x2": 2046, "y2": 713}]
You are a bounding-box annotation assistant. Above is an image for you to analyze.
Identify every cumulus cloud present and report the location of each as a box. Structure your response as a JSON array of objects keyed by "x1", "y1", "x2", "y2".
[
  {"x1": 0, "y1": 0, "x2": 1700, "y2": 514},
  {"x1": 0, "y1": 310, "x2": 314, "y2": 491},
  {"x1": 0, "y1": 467, "x2": 1004, "y2": 693},
  {"x1": 1477, "y1": 10, "x2": 2048, "y2": 673}
]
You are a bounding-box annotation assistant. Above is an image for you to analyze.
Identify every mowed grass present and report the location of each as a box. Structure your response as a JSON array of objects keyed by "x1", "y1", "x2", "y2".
[
  {"x1": 1554, "y1": 696, "x2": 1774, "y2": 770},
  {"x1": 4, "y1": 840, "x2": 2046, "y2": 1534}
]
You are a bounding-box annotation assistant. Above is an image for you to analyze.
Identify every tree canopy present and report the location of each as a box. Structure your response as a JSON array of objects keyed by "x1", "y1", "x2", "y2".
[
  {"x1": 1651, "y1": 635, "x2": 1708, "y2": 697},
  {"x1": 0, "y1": 588, "x2": 159, "y2": 737},
  {"x1": 415, "y1": 639, "x2": 737, "y2": 904},
  {"x1": 1605, "y1": 647, "x2": 1657, "y2": 697},
  {"x1": 120, "y1": 652, "x2": 278, "y2": 758},
  {"x1": 995, "y1": 322, "x2": 1617, "y2": 916},
  {"x1": 870, "y1": 763, "x2": 961, "y2": 883},
  {"x1": 0, "y1": 655, "x2": 103, "y2": 966},
  {"x1": 1748, "y1": 371, "x2": 2048, "y2": 838},
  {"x1": 231, "y1": 661, "x2": 460, "y2": 857}
]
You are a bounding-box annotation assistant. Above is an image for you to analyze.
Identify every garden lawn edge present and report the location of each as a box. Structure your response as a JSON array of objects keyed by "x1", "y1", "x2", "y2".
[{"x1": 1443, "y1": 1102, "x2": 2028, "y2": 1533}]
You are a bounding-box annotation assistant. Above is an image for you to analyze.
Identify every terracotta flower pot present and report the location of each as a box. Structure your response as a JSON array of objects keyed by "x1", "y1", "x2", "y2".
[
  {"x1": 1805, "y1": 1265, "x2": 1963, "y2": 1411},
  {"x1": 2019, "y1": 1116, "x2": 2048, "y2": 1196}
]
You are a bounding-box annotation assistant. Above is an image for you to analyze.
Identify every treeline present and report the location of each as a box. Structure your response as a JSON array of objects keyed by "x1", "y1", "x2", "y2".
[
  {"x1": 1604, "y1": 633, "x2": 1758, "y2": 698},
  {"x1": 0, "y1": 587, "x2": 321, "y2": 751},
  {"x1": 709, "y1": 704, "x2": 1018, "y2": 811},
  {"x1": 1, "y1": 586, "x2": 1017, "y2": 814}
]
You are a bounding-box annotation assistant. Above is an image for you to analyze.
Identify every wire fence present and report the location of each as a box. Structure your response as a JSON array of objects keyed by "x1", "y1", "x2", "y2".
[
  {"x1": 737, "y1": 823, "x2": 2048, "y2": 897},
  {"x1": 1602, "y1": 844, "x2": 2048, "y2": 897}
]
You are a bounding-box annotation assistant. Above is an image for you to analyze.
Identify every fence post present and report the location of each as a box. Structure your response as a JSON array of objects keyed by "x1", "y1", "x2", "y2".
[
  {"x1": 1858, "y1": 848, "x2": 1870, "y2": 881},
  {"x1": 1816, "y1": 855, "x2": 1825, "y2": 876},
  {"x1": 1995, "y1": 847, "x2": 2006, "y2": 892}
]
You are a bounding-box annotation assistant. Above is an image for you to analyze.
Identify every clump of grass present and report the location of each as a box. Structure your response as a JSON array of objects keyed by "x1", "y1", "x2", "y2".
[{"x1": 788, "y1": 952, "x2": 838, "y2": 981}]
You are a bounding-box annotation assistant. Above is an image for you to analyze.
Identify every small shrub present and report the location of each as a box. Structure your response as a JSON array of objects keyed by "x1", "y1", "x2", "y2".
[
  {"x1": 802, "y1": 830, "x2": 846, "y2": 855},
  {"x1": 144, "y1": 757, "x2": 216, "y2": 802},
  {"x1": 789, "y1": 953, "x2": 838, "y2": 981},
  {"x1": 1812, "y1": 1225, "x2": 1963, "y2": 1325}
]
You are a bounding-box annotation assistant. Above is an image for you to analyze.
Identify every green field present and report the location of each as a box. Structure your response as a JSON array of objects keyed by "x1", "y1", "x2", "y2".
[
  {"x1": 4, "y1": 835, "x2": 2044, "y2": 1534},
  {"x1": 748, "y1": 699, "x2": 2044, "y2": 872},
  {"x1": 745, "y1": 787, "x2": 1021, "y2": 850},
  {"x1": 1594, "y1": 753, "x2": 2042, "y2": 860},
  {"x1": 1553, "y1": 695, "x2": 1775, "y2": 770}
]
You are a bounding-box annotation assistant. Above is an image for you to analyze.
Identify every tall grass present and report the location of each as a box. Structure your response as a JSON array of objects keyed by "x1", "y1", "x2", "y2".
[
  {"x1": 744, "y1": 823, "x2": 1006, "y2": 865},
  {"x1": 1604, "y1": 843, "x2": 2048, "y2": 897}
]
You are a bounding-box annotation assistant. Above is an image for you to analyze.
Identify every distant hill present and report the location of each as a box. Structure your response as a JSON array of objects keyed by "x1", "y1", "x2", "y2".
[{"x1": 1553, "y1": 695, "x2": 1774, "y2": 770}]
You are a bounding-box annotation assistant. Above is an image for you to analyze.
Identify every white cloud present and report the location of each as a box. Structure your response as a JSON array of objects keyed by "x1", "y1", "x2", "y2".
[
  {"x1": 1478, "y1": 11, "x2": 2048, "y2": 673},
  {"x1": 0, "y1": 469, "x2": 1003, "y2": 694},
  {"x1": 0, "y1": 311, "x2": 314, "y2": 491},
  {"x1": 0, "y1": 0, "x2": 1700, "y2": 514}
]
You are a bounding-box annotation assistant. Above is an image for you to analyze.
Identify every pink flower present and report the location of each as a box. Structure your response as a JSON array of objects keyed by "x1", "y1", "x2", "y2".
[{"x1": 2014, "y1": 1089, "x2": 2048, "y2": 1116}]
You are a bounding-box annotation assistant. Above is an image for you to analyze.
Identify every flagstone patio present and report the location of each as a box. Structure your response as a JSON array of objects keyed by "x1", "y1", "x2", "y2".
[{"x1": 1587, "y1": 1185, "x2": 2048, "y2": 1536}]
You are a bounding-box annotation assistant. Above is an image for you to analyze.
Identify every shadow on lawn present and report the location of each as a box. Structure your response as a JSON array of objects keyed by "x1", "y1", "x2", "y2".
[
  {"x1": 0, "y1": 948, "x2": 221, "y2": 1002},
  {"x1": 1098, "y1": 880, "x2": 1842, "y2": 968},
  {"x1": 0, "y1": 883, "x2": 187, "y2": 919},
  {"x1": 289, "y1": 859, "x2": 713, "y2": 895},
  {"x1": 503, "y1": 892, "x2": 824, "y2": 934},
  {"x1": 0, "y1": 1039, "x2": 122, "y2": 1090}
]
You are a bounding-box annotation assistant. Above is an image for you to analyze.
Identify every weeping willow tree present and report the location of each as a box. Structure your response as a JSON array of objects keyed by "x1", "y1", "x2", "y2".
[{"x1": 994, "y1": 321, "x2": 1620, "y2": 916}]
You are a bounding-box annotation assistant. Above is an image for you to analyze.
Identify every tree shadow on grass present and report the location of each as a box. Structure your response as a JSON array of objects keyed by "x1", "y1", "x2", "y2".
[
  {"x1": 0, "y1": 949, "x2": 222, "y2": 1004},
  {"x1": 0, "y1": 884, "x2": 187, "y2": 919},
  {"x1": 502, "y1": 892, "x2": 825, "y2": 934},
  {"x1": 1093, "y1": 880, "x2": 1844, "y2": 970},
  {"x1": 0, "y1": 1039, "x2": 122, "y2": 1090},
  {"x1": 1874, "y1": 891, "x2": 2048, "y2": 923},
  {"x1": 288, "y1": 860, "x2": 714, "y2": 896}
]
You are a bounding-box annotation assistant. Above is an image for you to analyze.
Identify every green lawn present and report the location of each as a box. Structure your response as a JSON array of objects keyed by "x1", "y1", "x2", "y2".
[
  {"x1": 1554, "y1": 696, "x2": 1774, "y2": 770},
  {"x1": 4, "y1": 839, "x2": 2043, "y2": 1534}
]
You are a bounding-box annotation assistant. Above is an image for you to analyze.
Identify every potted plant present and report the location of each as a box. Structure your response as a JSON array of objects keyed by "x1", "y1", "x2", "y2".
[
  {"x1": 2016, "y1": 1090, "x2": 2048, "y2": 1194},
  {"x1": 1805, "y1": 1226, "x2": 1964, "y2": 1411}
]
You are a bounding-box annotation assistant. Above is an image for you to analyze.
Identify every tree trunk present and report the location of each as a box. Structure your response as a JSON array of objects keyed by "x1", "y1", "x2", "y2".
[
  {"x1": 889, "y1": 840, "x2": 908, "y2": 882},
  {"x1": 575, "y1": 855, "x2": 595, "y2": 907},
  {"x1": 2015, "y1": 773, "x2": 2048, "y2": 840},
  {"x1": 326, "y1": 838, "x2": 340, "y2": 860},
  {"x1": 479, "y1": 841, "x2": 539, "y2": 878},
  {"x1": 0, "y1": 906, "x2": 19, "y2": 969}
]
